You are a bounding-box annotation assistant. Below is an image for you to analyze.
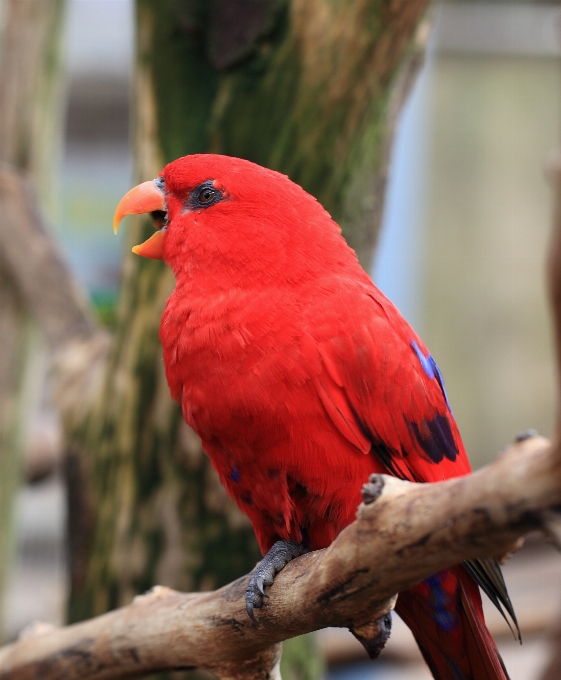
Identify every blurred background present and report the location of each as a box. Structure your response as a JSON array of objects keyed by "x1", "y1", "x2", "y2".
[{"x1": 1, "y1": 0, "x2": 561, "y2": 679}]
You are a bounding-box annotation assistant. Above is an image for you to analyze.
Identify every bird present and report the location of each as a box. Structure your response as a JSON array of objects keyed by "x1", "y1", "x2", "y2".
[{"x1": 113, "y1": 154, "x2": 518, "y2": 680}]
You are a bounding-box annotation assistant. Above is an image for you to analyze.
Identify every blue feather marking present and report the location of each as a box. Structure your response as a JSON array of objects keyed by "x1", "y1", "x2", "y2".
[
  {"x1": 411, "y1": 341, "x2": 451, "y2": 411},
  {"x1": 411, "y1": 341, "x2": 435, "y2": 379},
  {"x1": 425, "y1": 574, "x2": 459, "y2": 633},
  {"x1": 430, "y1": 357, "x2": 452, "y2": 411},
  {"x1": 231, "y1": 466, "x2": 240, "y2": 483}
]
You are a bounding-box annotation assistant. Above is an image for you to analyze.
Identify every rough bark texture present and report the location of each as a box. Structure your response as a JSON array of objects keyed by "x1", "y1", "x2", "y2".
[
  {"x1": 0, "y1": 0, "x2": 67, "y2": 640},
  {"x1": 63, "y1": 1, "x2": 430, "y2": 676},
  {"x1": 0, "y1": 432, "x2": 559, "y2": 679}
]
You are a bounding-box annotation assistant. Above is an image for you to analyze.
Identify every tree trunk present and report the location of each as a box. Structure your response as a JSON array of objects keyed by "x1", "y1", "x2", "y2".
[
  {"x1": 0, "y1": 0, "x2": 66, "y2": 640},
  {"x1": 66, "y1": 0, "x2": 430, "y2": 676}
]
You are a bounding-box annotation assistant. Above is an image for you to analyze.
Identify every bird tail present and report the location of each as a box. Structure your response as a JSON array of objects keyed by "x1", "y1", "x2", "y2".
[{"x1": 395, "y1": 566, "x2": 510, "y2": 680}]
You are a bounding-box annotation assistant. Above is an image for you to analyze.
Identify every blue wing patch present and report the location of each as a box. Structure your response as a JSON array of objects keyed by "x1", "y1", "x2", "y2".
[{"x1": 411, "y1": 341, "x2": 451, "y2": 411}]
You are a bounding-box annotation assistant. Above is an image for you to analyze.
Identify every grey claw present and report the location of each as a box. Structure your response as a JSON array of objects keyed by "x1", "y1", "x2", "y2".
[
  {"x1": 255, "y1": 576, "x2": 269, "y2": 598},
  {"x1": 246, "y1": 600, "x2": 258, "y2": 623}
]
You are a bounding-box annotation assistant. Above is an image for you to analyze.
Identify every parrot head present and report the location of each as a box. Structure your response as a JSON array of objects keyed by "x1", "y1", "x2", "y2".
[{"x1": 113, "y1": 154, "x2": 355, "y2": 286}]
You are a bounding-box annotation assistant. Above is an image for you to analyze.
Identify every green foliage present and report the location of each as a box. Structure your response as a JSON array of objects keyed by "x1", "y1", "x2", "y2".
[
  {"x1": 281, "y1": 635, "x2": 326, "y2": 680},
  {"x1": 91, "y1": 289, "x2": 119, "y2": 329}
]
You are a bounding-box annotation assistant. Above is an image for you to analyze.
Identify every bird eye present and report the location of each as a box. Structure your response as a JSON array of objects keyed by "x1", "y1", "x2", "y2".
[
  {"x1": 199, "y1": 188, "x2": 215, "y2": 203},
  {"x1": 188, "y1": 180, "x2": 224, "y2": 210}
]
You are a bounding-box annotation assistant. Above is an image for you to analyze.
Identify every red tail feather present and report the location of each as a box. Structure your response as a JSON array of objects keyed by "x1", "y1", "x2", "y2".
[{"x1": 395, "y1": 567, "x2": 509, "y2": 680}]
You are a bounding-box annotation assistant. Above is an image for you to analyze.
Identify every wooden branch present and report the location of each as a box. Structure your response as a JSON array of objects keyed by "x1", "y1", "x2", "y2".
[
  {"x1": 0, "y1": 165, "x2": 97, "y2": 349},
  {"x1": 0, "y1": 164, "x2": 110, "y2": 427},
  {"x1": 0, "y1": 432, "x2": 558, "y2": 680}
]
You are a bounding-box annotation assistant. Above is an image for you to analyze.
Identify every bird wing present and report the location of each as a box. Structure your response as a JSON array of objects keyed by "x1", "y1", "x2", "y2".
[{"x1": 308, "y1": 281, "x2": 471, "y2": 482}]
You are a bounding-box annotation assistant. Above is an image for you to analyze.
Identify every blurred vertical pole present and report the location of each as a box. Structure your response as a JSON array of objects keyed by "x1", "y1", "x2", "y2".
[
  {"x1": 539, "y1": 56, "x2": 561, "y2": 678},
  {"x1": 65, "y1": 1, "x2": 430, "y2": 677},
  {"x1": 0, "y1": 0, "x2": 66, "y2": 639},
  {"x1": 538, "y1": 8, "x2": 561, "y2": 675}
]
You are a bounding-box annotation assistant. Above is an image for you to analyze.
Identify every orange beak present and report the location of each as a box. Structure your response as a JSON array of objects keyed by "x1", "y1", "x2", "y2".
[{"x1": 113, "y1": 180, "x2": 166, "y2": 259}]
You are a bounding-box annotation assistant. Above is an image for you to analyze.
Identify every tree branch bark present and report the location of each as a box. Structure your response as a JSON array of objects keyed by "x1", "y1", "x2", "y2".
[
  {"x1": 0, "y1": 165, "x2": 97, "y2": 350},
  {"x1": 0, "y1": 432, "x2": 558, "y2": 680},
  {"x1": 0, "y1": 164, "x2": 110, "y2": 429}
]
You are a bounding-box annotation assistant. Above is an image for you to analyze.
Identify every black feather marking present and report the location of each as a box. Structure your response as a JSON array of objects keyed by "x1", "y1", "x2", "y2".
[
  {"x1": 351, "y1": 407, "x2": 425, "y2": 481},
  {"x1": 370, "y1": 442, "x2": 401, "y2": 478},
  {"x1": 463, "y1": 558, "x2": 521, "y2": 641},
  {"x1": 409, "y1": 414, "x2": 458, "y2": 464},
  {"x1": 350, "y1": 407, "x2": 403, "y2": 477}
]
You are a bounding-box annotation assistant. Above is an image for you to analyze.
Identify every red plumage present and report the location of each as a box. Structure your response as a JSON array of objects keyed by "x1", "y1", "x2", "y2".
[{"x1": 143, "y1": 154, "x2": 510, "y2": 679}]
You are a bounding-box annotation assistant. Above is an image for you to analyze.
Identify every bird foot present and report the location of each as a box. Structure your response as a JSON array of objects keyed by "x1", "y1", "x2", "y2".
[
  {"x1": 246, "y1": 540, "x2": 308, "y2": 622},
  {"x1": 350, "y1": 612, "x2": 392, "y2": 659}
]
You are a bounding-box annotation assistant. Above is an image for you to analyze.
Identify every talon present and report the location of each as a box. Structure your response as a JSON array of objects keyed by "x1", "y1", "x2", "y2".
[
  {"x1": 246, "y1": 601, "x2": 258, "y2": 623},
  {"x1": 255, "y1": 576, "x2": 268, "y2": 598}
]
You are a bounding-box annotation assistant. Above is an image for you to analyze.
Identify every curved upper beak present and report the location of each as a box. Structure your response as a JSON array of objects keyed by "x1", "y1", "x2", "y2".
[{"x1": 113, "y1": 180, "x2": 166, "y2": 259}]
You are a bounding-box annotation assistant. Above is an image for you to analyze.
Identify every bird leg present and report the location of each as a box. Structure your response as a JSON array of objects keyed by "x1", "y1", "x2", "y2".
[
  {"x1": 246, "y1": 540, "x2": 308, "y2": 622},
  {"x1": 350, "y1": 612, "x2": 393, "y2": 659}
]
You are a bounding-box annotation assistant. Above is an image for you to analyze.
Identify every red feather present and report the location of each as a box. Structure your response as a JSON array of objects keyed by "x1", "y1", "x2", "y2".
[{"x1": 155, "y1": 154, "x2": 511, "y2": 680}]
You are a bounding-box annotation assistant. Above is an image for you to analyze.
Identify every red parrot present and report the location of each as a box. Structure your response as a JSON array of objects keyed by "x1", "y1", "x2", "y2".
[{"x1": 114, "y1": 154, "x2": 518, "y2": 680}]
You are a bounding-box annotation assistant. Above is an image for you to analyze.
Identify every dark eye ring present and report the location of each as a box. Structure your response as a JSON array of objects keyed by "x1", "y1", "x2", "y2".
[
  {"x1": 188, "y1": 181, "x2": 224, "y2": 210},
  {"x1": 199, "y1": 188, "x2": 215, "y2": 203}
]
